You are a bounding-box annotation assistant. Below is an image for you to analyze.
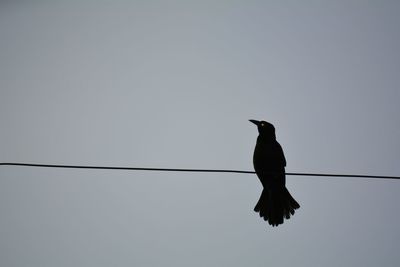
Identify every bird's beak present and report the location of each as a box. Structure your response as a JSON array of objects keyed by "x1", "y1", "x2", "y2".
[{"x1": 249, "y1": 119, "x2": 260, "y2": 126}]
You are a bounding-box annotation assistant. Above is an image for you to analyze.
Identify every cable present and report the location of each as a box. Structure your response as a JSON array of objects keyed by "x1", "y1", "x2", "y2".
[{"x1": 1, "y1": 162, "x2": 399, "y2": 180}]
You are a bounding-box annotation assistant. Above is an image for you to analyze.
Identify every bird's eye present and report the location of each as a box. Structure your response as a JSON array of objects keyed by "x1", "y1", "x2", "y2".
[{"x1": 261, "y1": 123, "x2": 265, "y2": 127}]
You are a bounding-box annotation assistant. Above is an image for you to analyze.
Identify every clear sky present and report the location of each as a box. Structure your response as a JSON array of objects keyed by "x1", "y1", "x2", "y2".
[{"x1": 1, "y1": 1, "x2": 400, "y2": 266}]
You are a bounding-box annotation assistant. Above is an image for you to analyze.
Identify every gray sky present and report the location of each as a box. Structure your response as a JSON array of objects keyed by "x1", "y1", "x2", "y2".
[{"x1": 1, "y1": 1, "x2": 400, "y2": 266}]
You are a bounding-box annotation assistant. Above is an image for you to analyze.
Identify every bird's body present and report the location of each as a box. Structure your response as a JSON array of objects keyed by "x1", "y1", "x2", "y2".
[
  {"x1": 253, "y1": 136, "x2": 286, "y2": 188},
  {"x1": 250, "y1": 120, "x2": 300, "y2": 226}
]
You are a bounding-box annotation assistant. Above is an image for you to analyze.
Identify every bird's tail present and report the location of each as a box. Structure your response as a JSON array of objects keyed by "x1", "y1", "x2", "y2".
[{"x1": 254, "y1": 187, "x2": 300, "y2": 227}]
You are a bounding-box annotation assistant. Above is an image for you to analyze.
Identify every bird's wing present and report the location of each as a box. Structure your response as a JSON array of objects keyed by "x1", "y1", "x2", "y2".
[{"x1": 275, "y1": 142, "x2": 287, "y2": 167}]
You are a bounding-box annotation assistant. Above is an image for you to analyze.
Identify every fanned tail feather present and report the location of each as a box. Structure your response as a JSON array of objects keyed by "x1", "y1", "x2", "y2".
[{"x1": 254, "y1": 188, "x2": 300, "y2": 227}]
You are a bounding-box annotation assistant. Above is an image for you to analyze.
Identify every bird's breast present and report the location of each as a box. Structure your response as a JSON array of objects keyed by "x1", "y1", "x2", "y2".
[{"x1": 252, "y1": 141, "x2": 284, "y2": 171}]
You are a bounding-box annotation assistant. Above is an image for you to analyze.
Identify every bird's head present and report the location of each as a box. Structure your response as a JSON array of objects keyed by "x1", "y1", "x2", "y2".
[{"x1": 249, "y1": 119, "x2": 276, "y2": 139}]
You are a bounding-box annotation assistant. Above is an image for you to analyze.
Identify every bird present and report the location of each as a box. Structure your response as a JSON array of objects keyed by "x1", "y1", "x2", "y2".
[{"x1": 250, "y1": 119, "x2": 300, "y2": 226}]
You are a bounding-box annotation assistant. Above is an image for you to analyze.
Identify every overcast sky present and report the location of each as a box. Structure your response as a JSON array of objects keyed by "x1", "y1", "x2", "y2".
[{"x1": 1, "y1": 1, "x2": 400, "y2": 266}]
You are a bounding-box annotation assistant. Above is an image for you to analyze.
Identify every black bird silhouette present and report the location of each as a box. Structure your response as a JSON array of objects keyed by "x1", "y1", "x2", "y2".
[{"x1": 250, "y1": 120, "x2": 300, "y2": 226}]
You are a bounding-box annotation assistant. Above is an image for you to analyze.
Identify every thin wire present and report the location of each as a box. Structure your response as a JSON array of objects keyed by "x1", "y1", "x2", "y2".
[{"x1": 1, "y1": 162, "x2": 399, "y2": 180}]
